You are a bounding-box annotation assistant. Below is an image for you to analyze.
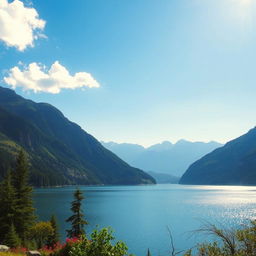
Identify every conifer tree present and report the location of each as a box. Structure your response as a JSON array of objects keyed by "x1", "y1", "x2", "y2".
[
  {"x1": 0, "y1": 170, "x2": 17, "y2": 243},
  {"x1": 47, "y1": 215, "x2": 60, "y2": 248},
  {"x1": 4, "y1": 223, "x2": 20, "y2": 248},
  {"x1": 12, "y1": 150, "x2": 36, "y2": 242},
  {"x1": 66, "y1": 189, "x2": 88, "y2": 238}
]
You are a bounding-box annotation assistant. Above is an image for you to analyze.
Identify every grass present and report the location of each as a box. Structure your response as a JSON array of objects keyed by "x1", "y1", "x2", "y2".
[{"x1": 0, "y1": 253, "x2": 25, "y2": 256}]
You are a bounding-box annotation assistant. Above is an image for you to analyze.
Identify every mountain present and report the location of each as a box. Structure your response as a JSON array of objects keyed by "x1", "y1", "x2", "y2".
[
  {"x1": 147, "y1": 171, "x2": 180, "y2": 184},
  {"x1": 0, "y1": 86, "x2": 155, "y2": 186},
  {"x1": 179, "y1": 127, "x2": 256, "y2": 185},
  {"x1": 102, "y1": 140, "x2": 222, "y2": 177},
  {"x1": 147, "y1": 141, "x2": 173, "y2": 152},
  {"x1": 101, "y1": 142, "x2": 145, "y2": 164}
]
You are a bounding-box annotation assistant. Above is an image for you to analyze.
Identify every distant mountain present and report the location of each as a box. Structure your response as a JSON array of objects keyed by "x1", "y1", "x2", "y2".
[
  {"x1": 0, "y1": 86, "x2": 155, "y2": 186},
  {"x1": 147, "y1": 141, "x2": 173, "y2": 152},
  {"x1": 101, "y1": 142, "x2": 145, "y2": 164},
  {"x1": 180, "y1": 128, "x2": 256, "y2": 185},
  {"x1": 147, "y1": 171, "x2": 180, "y2": 184},
  {"x1": 102, "y1": 140, "x2": 222, "y2": 177}
]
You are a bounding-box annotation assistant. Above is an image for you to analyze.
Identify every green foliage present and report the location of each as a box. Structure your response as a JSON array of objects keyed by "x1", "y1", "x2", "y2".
[
  {"x1": 47, "y1": 215, "x2": 60, "y2": 249},
  {"x1": 4, "y1": 223, "x2": 20, "y2": 248},
  {"x1": 0, "y1": 170, "x2": 17, "y2": 242},
  {"x1": 66, "y1": 189, "x2": 87, "y2": 238},
  {"x1": 0, "y1": 150, "x2": 38, "y2": 247},
  {"x1": 183, "y1": 221, "x2": 256, "y2": 256},
  {"x1": 12, "y1": 150, "x2": 36, "y2": 243},
  {"x1": 29, "y1": 221, "x2": 54, "y2": 249},
  {"x1": 74, "y1": 228, "x2": 132, "y2": 256},
  {"x1": 53, "y1": 227, "x2": 133, "y2": 256}
]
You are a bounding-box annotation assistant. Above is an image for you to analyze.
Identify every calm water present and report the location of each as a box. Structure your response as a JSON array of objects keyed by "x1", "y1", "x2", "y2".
[{"x1": 34, "y1": 184, "x2": 256, "y2": 255}]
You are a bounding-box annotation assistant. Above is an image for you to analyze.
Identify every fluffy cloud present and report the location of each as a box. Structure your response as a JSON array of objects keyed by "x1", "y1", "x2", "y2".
[
  {"x1": 0, "y1": 0, "x2": 45, "y2": 51},
  {"x1": 4, "y1": 61, "x2": 100, "y2": 93}
]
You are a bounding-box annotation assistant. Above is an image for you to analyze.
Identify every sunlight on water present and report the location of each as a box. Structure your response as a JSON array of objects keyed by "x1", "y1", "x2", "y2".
[
  {"x1": 183, "y1": 185, "x2": 256, "y2": 228},
  {"x1": 34, "y1": 184, "x2": 256, "y2": 255}
]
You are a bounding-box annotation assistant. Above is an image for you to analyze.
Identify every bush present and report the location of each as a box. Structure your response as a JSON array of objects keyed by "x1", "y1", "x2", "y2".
[
  {"x1": 52, "y1": 227, "x2": 133, "y2": 256},
  {"x1": 184, "y1": 220, "x2": 256, "y2": 256},
  {"x1": 29, "y1": 222, "x2": 54, "y2": 249}
]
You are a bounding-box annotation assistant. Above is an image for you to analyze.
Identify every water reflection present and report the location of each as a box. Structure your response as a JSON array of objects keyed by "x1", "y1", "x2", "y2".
[{"x1": 34, "y1": 184, "x2": 256, "y2": 256}]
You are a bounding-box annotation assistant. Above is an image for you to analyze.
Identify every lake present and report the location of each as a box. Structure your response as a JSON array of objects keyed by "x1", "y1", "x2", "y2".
[{"x1": 34, "y1": 184, "x2": 256, "y2": 255}]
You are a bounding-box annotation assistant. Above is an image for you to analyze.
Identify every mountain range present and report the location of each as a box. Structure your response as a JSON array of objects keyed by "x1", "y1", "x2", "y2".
[
  {"x1": 0, "y1": 86, "x2": 155, "y2": 186},
  {"x1": 102, "y1": 140, "x2": 222, "y2": 177},
  {"x1": 180, "y1": 127, "x2": 256, "y2": 185}
]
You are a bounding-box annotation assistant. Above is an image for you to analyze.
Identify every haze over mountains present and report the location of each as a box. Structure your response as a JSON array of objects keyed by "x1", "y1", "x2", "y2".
[
  {"x1": 0, "y1": 86, "x2": 155, "y2": 186},
  {"x1": 1, "y1": 86, "x2": 255, "y2": 186},
  {"x1": 102, "y1": 140, "x2": 222, "y2": 177},
  {"x1": 180, "y1": 127, "x2": 256, "y2": 185}
]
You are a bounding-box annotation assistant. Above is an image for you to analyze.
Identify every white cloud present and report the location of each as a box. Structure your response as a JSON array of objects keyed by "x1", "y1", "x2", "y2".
[
  {"x1": 4, "y1": 61, "x2": 100, "y2": 94},
  {"x1": 0, "y1": 0, "x2": 46, "y2": 51}
]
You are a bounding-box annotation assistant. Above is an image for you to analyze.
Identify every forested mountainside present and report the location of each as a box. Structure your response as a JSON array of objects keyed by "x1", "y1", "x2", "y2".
[
  {"x1": 180, "y1": 127, "x2": 256, "y2": 185},
  {"x1": 0, "y1": 86, "x2": 155, "y2": 186}
]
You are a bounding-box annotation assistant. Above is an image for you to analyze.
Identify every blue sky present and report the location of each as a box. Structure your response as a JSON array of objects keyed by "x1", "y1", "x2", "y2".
[{"x1": 0, "y1": 0, "x2": 255, "y2": 146}]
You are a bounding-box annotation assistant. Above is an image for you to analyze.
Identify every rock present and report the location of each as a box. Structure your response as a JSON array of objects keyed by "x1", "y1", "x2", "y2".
[
  {"x1": 0, "y1": 245, "x2": 10, "y2": 252},
  {"x1": 26, "y1": 251, "x2": 41, "y2": 256}
]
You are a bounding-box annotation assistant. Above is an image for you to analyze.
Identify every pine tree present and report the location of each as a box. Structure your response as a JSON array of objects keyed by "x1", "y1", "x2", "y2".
[
  {"x1": 66, "y1": 189, "x2": 88, "y2": 238},
  {"x1": 47, "y1": 215, "x2": 60, "y2": 248},
  {"x1": 147, "y1": 249, "x2": 152, "y2": 256},
  {"x1": 12, "y1": 150, "x2": 36, "y2": 243},
  {"x1": 4, "y1": 223, "x2": 20, "y2": 248},
  {"x1": 0, "y1": 170, "x2": 18, "y2": 243}
]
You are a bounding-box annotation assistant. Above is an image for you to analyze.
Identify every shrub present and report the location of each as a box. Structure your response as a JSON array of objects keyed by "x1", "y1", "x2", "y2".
[
  {"x1": 51, "y1": 227, "x2": 133, "y2": 256},
  {"x1": 29, "y1": 222, "x2": 54, "y2": 249},
  {"x1": 183, "y1": 220, "x2": 256, "y2": 256}
]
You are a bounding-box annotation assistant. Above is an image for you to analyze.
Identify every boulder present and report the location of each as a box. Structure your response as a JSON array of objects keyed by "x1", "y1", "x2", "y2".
[
  {"x1": 26, "y1": 251, "x2": 41, "y2": 256},
  {"x1": 0, "y1": 245, "x2": 9, "y2": 252}
]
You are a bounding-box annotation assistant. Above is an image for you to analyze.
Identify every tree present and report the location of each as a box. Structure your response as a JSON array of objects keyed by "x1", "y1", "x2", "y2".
[
  {"x1": 29, "y1": 221, "x2": 54, "y2": 249},
  {"x1": 47, "y1": 215, "x2": 60, "y2": 248},
  {"x1": 66, "y1": 189, "x2": 87, "y2": 238},
  {"x1": 12, "y1": 150, "x2": 36, "y2": 242},
  {"x1": 0, "y1": 170, "x2": 18, "y2": 243},
  {"x1": 4, "y1": 223, "x2": 20, "y2": 248}
]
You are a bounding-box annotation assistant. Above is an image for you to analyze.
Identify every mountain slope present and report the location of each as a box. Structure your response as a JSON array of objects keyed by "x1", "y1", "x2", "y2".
[
  {"x1": 147, "y1": 171, "x2": 180, "y2": 184},
  {"x1": 102, "y1": 140, "x2": 222, "y2": 177},
  {"x1": 180, "y1": 128, "x2": 256, "y2": 185},
  {"x1": 0, "y1": 86, "x2": 155, "y2": 186}
]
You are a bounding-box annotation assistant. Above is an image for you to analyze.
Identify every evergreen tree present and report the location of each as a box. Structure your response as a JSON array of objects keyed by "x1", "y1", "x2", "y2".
[
  {"x1": 66, "y1": 189, "x2": 88, "y2": 238},
  {"x1": 0, "y1": 170, "x2": 18, "y2": 243},
  {"x1": 147, "y1": 249, "x2": 152, "y2": 256},
  {"x1": 47, "y1": 215, "x2": 60, "y2": 248},
  {"x1": 12, "y1": 150, "x2": 36, "y2": 243},
  {"x1": 4, "y1": 223, "x2": 20, "y2": 248}
]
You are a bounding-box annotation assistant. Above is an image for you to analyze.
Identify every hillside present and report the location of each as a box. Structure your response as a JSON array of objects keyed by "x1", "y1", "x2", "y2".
[
  {"x1": 180, "y1": 127, "x2": 256, "y2": 185},
  {"x1": 102, "y1": 140, "x2": 222, "y2": 177},
  {"x1": 0, "y1": 86, "x2": 155, "y2": 186}
]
